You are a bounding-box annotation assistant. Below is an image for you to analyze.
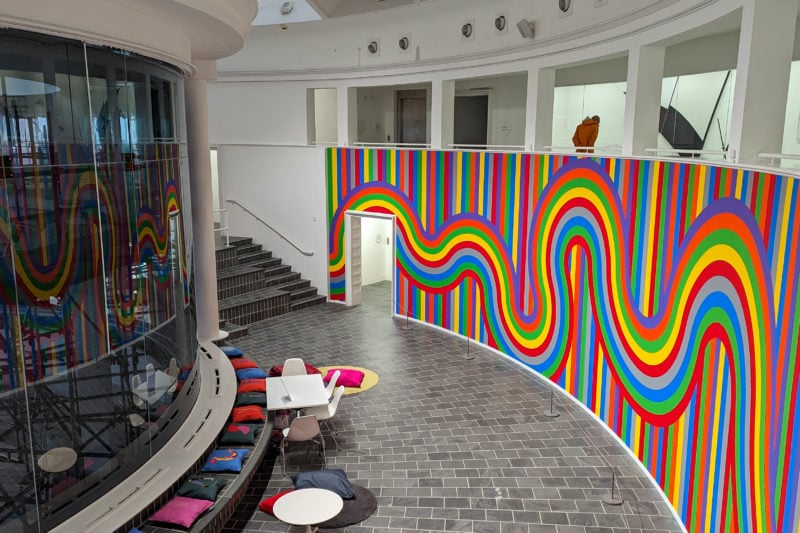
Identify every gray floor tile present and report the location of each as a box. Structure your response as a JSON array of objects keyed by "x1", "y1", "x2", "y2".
[{"x1": 222, "y1": 282, "x2": 684, "y2": 533}]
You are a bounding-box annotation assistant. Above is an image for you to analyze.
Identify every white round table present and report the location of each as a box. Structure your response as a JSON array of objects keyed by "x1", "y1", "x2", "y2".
[
  {"x1": 37, "y1": 447, "x2": 77, "y2": 473},
  {"x1": 272, "y1": 488, "x2": 343, "y2": 533}
]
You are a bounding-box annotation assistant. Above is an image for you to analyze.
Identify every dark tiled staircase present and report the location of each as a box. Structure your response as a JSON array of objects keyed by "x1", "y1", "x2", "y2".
[{"x1": 215, "y1": 236, "x2": 326, "y2": 338}]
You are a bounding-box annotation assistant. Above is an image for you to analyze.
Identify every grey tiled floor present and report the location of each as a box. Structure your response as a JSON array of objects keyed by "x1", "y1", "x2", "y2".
[{"x1": 222, "y1": 282, "x2": 684, "y2": 533}]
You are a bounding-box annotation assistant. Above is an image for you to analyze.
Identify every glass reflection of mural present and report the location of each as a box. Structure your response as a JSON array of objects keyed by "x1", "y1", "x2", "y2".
[{"x1": 0, "y1": 29, "x2": 196, "y2": 530}]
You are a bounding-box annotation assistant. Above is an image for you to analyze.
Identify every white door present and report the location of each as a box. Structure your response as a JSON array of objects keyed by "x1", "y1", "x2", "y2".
[{"x1": 345, "y1": 214, "x2": 362, "y2": 306}]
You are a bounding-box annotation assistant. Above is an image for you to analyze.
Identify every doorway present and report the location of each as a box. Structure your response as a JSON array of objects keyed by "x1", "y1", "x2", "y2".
[
  {"x1": 395, "y1": 89, "x2": 427, "y2": 144},
  {"x1": 344, "y1": 211, "x2": 395, "y2": 312},
  {"x1": 454, "y1": 95, "x2": 488, "y2": 146}
]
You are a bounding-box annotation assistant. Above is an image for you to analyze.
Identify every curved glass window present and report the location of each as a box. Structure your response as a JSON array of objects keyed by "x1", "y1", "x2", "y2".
[{"x1": 0, "y1": 28, "x2": 195, "y2": 530}]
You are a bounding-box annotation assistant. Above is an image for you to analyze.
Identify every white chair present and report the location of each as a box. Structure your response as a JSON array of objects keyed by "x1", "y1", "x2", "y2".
[
  {"x1": 305, "y1": 385, "x2": 345, "y2": 449},
  {"x1": 130, "y1": 374, "x2": 145, "y2": 409},
  {"x1": 166, "y1": 357, "x2": 179, "y2": 393},
  {"x1": 324, "y1": 370, "x2": 341, "y2": 399},
  {"x1": 281, "y1": 415, "x2": 326, "y2": 476},
  {"x1": 281, "y1": 358, "x2": 306, "y2": 376}
]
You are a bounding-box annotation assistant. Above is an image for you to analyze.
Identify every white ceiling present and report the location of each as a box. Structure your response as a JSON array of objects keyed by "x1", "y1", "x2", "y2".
[{"x1": 252, "y1": 0, "x2": 423, "y2": 26}]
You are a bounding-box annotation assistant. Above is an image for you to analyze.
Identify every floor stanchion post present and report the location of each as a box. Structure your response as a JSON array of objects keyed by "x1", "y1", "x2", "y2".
[{"x1": 544, "y1": 389, "x2": 560, "y2": 418}]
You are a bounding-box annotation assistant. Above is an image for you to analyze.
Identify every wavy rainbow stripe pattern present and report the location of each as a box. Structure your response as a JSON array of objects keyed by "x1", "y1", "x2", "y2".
[
  {"x1": 326, "y1": 148, "x2": 800, "y2": 533},
  {"x1": 0, "y1": 143, "x2": 187, "y2": 389}
]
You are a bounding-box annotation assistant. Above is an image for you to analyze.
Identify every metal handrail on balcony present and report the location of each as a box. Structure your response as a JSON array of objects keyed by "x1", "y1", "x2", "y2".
[
  {"x1": 226, "y1": 199, "x2": 314, "y2": 257},
  {"x1": 350, "y1": 141, "x2": 432, "y2": 148},
  {"x1": 643, "y1": 147, "x2": 736, "y2": 162},
  {"x1": 213, "y1": 209, "x2": 229, "y2": 246},
  {"x1": 757, "y1": 152, "x2": 800, "y2": 166},
  {"x1": 542, "y1": 145, "x2": 623, "y2": 154},
  {"x1": 447, "y1": 144, "x2": 527, "y2": 152}
]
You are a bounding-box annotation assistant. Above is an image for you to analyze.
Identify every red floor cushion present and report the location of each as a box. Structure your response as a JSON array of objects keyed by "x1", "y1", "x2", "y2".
[
  {"x1": 237, "y1": 379, "x2": 266, "y2": 393},
  {"x1": 258, "y1": 489, "x2": 295, "y2": 515}
]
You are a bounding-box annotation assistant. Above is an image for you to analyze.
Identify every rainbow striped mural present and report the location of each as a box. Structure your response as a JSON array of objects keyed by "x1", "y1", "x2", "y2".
[
  {"x1": 326, "y1": 148, "x2": 800, "y2": 533},
  {"x1": 0, "y1": 143, "x2": 187, "y2": 389}
]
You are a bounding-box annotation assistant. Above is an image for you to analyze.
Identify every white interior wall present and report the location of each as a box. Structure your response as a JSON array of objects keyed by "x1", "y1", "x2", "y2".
[
  {"x1": 454, "y1": 73, "x2": 527, "y2": 146},
  {"x1": 314, "y1": 88, "x2": 338, "y2": 143},
  {"x1": 552, "y1": 82, "x2": 627, "y2": 149},
  {"x1": 208, "y1": 81, "x2": 309, "y2": 145},
  {"x1": 360, "y1": 217, "x2": 393, "y2": 286},
  {"x1": 356, "y1": 86, "x2": 392, "y2": 142},
  {"x1": 215, "y1": 144, "x2": 329, "y2": 295}
]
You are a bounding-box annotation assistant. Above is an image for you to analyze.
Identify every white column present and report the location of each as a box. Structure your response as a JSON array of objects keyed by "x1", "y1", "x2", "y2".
[
  {"x1": 525, "y1": 67, "x2": 555, "y2": 151},
  {"x1": 184, "y1": 60, "x2": 220, "y2": 342},
  {"x1": 622, "y1": 45, "x2": 665, "y2": 157},
  {"x1": 440, "y1": 79, "x2": 455, "y2": 149},
  {"x1": 430, "y1": 78, "x2": 445, "y2": 149},
  {"x1": 729, "y1": 0, "x2": 799, "y2": 164},
  {"x1": 306, "y1": 89, "x2": 316, "y2": 145},
  {"x1": 337, "y1": 86, "x2": 357, "y2": 145}
]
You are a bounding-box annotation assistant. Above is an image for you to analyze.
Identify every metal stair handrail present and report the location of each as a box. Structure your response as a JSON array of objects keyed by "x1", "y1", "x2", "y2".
[{"x1": 226, "y1": 199, "x2": 314, "y2": 257}]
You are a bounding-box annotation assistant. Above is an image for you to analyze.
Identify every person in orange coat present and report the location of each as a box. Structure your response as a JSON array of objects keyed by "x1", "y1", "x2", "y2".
[{"x1": 572, "y1": 115, "x2": 600, "y2": 152}]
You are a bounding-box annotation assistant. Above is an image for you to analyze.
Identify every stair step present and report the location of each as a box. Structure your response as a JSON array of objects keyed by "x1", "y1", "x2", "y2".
[
  {"x1": 223, "y1": 322, "x2": 249, "y2": 341},
  {"x1": 288, "y1": 286, "x2": 318, "y2": 301},
  {"x1": 236, "y1": 243, "x2": 263, "y2": 255},
  {"x1": 215, "y1": 246, "x2": 239, "y2": 269},
  {"x1": 227, "y1": 236, "x2": 253, "y2": 248},
  {"x1": 264, "y1": 271, "x2": 301, "y2": 287},
  {"x1": 289, "y1": 295, "x2": 327, "y2": 311},
  {"x1": 219, "y1": 287, "x2": 291, "y2": 325},
  {"x1": 272, "y1": 279, "x2": 311, "y2": 292},
  {"x1": 216, "y1": 264, "x2": 265, "y2": 281},
  {"x1": 262, "y1": 264, "x2": 292, "y2": 277},
  {"x1": 238, "y1": 250, "x2": 272, "y2": 264},
  {"x1": 217, "y1": 265, "x2": 266, "y2": 300},
  {"x1": 249, "y1": 257, "x2": 283, "y2": 270},
  {"x1": 219, "y1": 287, "x2": 285, "y2": 310}
]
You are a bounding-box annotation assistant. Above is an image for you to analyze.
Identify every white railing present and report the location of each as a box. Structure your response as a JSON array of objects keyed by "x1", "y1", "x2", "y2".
[
  {"x1": 350, "y1": 141, "x2": 432, "y2": 148},
  {"x1": 757, "y1": 152, "x2": 800, "y2": 166},
  {"x1": 543, "y1": 145, "x2": 623, "y2": 155},
  {"x1": 226, "y1": 199, "x2": 314, "y2": 257},
  {"x1": 213, "y1": 208, "x2": 229, "y2": 246},
  {"x1": 447, "y1": 143, "x2": 528, "y2": 152},
  {"x1": 643, "y1": 147, "x2": 736, "y2": 162}
]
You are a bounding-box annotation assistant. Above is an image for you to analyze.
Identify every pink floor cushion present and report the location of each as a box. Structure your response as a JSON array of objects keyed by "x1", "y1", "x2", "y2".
[
  {"x1": 258, "y1": 489, "x2": 295, "y2": 515},
  {"x1": 324, "y1": 368, "x2": 365, "y2": 388},
  {"x1": 150, "y1": 496, "x2": 213, "y2": 528}
]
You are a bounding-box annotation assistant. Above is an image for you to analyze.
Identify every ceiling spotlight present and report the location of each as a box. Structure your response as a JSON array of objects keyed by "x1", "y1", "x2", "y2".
[
  {"x1": 559, "y1": 0, "x2": 572, "y2": 12},
  {"x1": 367, "y1": 39, "x2": 380, "y2": 55},
  {"x1": 398, "y1": 35, "x2": 410, "y2": 51},
  {"x1": 280, "y1": 1, "x2": 294, "y2": 15},
  {"x1": 516, "y1": 18, "x2": 535, "y2": 39},
  {"x1": 461, "y1": 19, "x2": 475, "y2": 41}
]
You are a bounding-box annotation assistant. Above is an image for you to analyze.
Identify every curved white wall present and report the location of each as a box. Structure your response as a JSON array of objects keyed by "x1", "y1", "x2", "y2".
[
  {"x1": 0, "y1": 0, "x2": 257, "y2": 72},
  {"x1": 219, "y1": 0, "x2": 741, "y2": 79}
]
